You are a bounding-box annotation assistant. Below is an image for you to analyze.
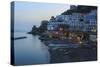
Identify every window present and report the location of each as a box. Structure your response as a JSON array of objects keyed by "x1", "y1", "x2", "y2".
[{"x1": 80, "y1": 19, "x2": 83, "y2": 21}]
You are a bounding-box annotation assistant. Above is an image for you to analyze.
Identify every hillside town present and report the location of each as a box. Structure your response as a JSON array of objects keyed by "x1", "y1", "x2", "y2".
[
  {"x1": 28, "y1": 5, "x2": 97, "y2": 63},
  {"x1": 29, "y1": 5, "x2": 97, "y2": 47}
]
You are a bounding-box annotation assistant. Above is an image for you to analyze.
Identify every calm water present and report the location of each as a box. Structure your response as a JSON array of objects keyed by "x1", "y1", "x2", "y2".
[
  {"x1": 14, "y1": 32, "x2": 50, "y2": 65},
  {"x1": 13, "y1": 32, "x2": 96, "y2": 65}
]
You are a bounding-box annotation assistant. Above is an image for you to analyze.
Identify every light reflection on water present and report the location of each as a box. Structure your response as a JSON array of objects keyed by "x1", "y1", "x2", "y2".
[{"x1": 14, "y1": 32, "x2": 50, "y2": 65}]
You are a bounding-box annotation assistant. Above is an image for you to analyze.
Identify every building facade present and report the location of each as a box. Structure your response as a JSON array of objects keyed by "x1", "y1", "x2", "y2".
[
  {"x1": 84, "y1": 10, "x2": 97, "y2": 32},
  {"x1": 47, "y1": 6, "x2": 97, "y2": 33}
]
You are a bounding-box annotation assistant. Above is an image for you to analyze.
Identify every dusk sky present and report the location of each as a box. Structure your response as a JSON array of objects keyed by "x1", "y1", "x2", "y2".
[{"x1": 14, "y1": 1, "x2": 70, "y2": 32}]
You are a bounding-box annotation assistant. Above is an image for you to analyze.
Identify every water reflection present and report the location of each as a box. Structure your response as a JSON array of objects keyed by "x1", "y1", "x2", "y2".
[
  {"x1": 13, "y1": 32, "x2": 97, "y2": 65},
  {"x1": 14, "y1": 32, "x2": 50, "y2": 65}
]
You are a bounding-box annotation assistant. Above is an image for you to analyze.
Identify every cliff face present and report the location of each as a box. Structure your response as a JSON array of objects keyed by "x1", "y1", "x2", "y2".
[
  {"x1": 28, "y1": 20, "x2": 48, "y2": 35},
  {"x1": 62, "y1": 5, "x2": 97, "y2": 15},
  {"x1": 29, "y1": 5, "x2": 97, "y2": 35}
]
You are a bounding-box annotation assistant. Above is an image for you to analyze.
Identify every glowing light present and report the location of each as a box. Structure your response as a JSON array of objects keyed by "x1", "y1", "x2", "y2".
[
  {"x1": 69, "y1": 37, "x2": 72, "y2": 39},
  {"x1": 79, "y1": 41, "x2": 82, "y2": 44},
  {"x1": 59, "y1": 28, "x2": 63, "y2": 31},
  {"x1": 49, "y1": 35, "x2": 52, "y2": 38},
  {"x1": 55, "y1": 32, "x2": 58, "y2": 34},
  {"x1": 91, "y1": 28, "x2": 96, "y2": 32}
]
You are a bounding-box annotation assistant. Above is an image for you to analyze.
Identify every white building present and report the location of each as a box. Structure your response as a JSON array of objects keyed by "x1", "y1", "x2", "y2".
[
  {"x1": 84, "y1": 9, "x2": 97, "y2": 32},
  {"x1": 48, "y1": 15, "x2": 68, "y2": 31},
  {"x1": 47, "y1": 13, "x2": 85, "y2": 31},
  {"x1": 69, "y1": 13, "x2": 85, "y2": 31},
  {"x1": 56, "y1": 15, "x2": 65, "y2": 22},
  {"x1": 47, "y1": 8, "x2": 97, "y2": 32},
  {"x1": 47, "y1": 21, "x2": 67, "y2": 31}
]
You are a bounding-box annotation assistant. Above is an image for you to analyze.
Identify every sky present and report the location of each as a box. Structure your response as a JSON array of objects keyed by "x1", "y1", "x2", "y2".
[{"x1": 14, "y1": 1, "x2": 70, "y2": 32}]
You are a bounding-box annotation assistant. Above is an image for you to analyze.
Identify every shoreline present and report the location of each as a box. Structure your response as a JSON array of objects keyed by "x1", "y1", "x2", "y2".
[
  {"x1": 49, "y1": 47, "x2": 97, "y2": 63},
  {"x1": 11, "y1": 36, "x2": 27, "y2": 40}
]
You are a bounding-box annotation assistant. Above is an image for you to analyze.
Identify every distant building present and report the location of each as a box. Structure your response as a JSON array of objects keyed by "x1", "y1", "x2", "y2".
[
  {"x1": 47, "y1": 5, "x2": 97, "y2": 33},
  {"x1": 68, "y1": 13, "x2": 85, "y2": 31},
  {"x1": 48, "y1": 15, "x2": 68, "y2": 31},
  {"x1": 70, "y1": 5, "x2": 77, "y2": 10},
  {"x1": 84, "y1": 9, "x2": 97, "y2": 32},
  {"x1": 47, "y1": 16, "x2": 56, "y2": 30},
  {"x1": 56, "y1": 15, "x2": 65, "y2": 22},
  {"x1": 47, "y1": 21, "x2": 67, "y2": 31}
]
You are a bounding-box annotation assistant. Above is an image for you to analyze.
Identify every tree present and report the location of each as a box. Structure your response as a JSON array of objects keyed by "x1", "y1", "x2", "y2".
[
  {"x1": 31, "y1": 25, "x2": 39, "y2": 35},
  {"x1": 38, "y1": 20, "x2": 48, "y2": 33}
]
